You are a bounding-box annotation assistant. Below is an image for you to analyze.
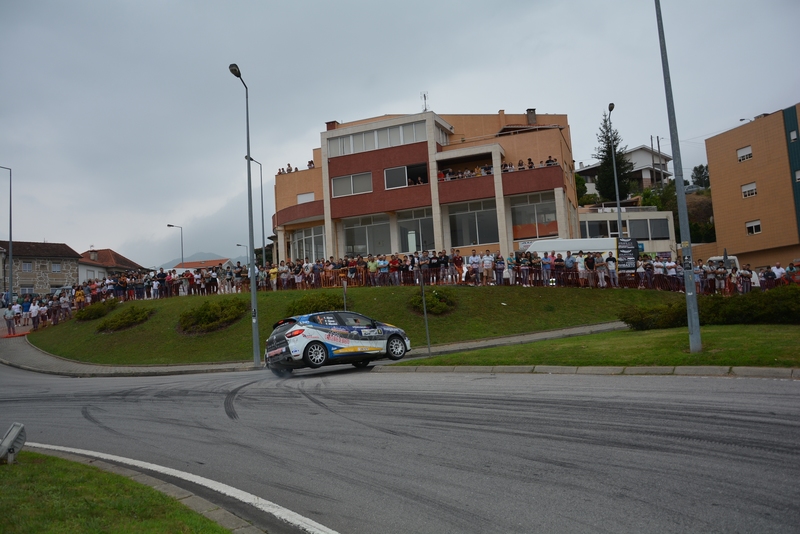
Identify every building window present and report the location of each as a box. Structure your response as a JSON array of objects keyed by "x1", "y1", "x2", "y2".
[
  {"x1": 87, "y1": 270, "x2": 95, "y2": 280},
  {"x1": 385, "y1": 163, "x2": 428, "y2": 189},
  {"x1": 22, "y1": 261, "x2": 32, "y2": 272},
  {"x1": 628, "y1": 219, "x2": 650, "y2": 240},
  {"x1": 791, "y1": 130, "x2": 797, "y2": 142},
  {"x1": 52, "y1": 263, "x2": 61, "y2": 273},
  {"x1": 741, "y1": 182, "x2": 757, "y2": 198},
  {"x1": 328, "y1": 121, "x2": 427, "y2": 158},
  {"x1": 290, "y1": 225, "x2": 325, "y2": 261},
  {"x1": 331, "y1": 172, "x2": 372, "y2": 197},
  {"x1": 397, "y1": 208, "x2": 434, "y2": 252},
  {"x1": 746, "y1": 220, "x2": 761, "y2": 235},
  {"x1": 796, "y1": 170, "x2": 800, "y2": 183},
  {"x1": 737, "y1": 146, "x2": 752, "y2": 162},
  {"x1": 449, "y1": 200, "x2": 499, "y2": 247},
  {"x1": 297, "y1": 192, "x2": 315, "y2": 204},
  {"x1": 20, "y1": 286, "x2": 34, "y2": 295},
  {"x1": 649, "y1": 219, "x2": 670, "y2": 240},
  {"x1": 342, "y1": 215, "x2": 390, "y2": 256},
  {"x1": 385, "y1": 167, "x2": 408, "y2": 189},
  {"x1": 510, "y1": 192, "x2": 558, "y2": 240}
]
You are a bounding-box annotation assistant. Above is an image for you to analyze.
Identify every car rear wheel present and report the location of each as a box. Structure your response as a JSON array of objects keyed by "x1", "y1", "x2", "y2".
[
  {"x1": 303, "y1": 341, "x2": 328, "y2": 368},
  {"x1": 270, "y1": 367, "x2": 293, "y2": 377},
  {"x1": 352, "y1": 360, "x2": 371, "y2": 368},
  {"x1": 386, "y1": 336, "x2": 407, "y2": 360}
]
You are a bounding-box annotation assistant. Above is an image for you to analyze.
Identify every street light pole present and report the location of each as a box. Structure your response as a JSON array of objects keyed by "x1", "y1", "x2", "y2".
[
  {"x1": 654, "y1": 0, "x2": 701, "y2": 353},
  {"x1": 166, "y1": 224, "x2": 184, "y2": 268},
  {"x1": 606, "y1": 104, "x2": 624, "y2": 238},
  {"x1": 0, "y1": 166, "x2": 11, "y2": 302},
  {"x1": 229, "y1": 63, "x2": 261, "y2": 367},
  {"x1": 247, "y1": 156, "x2": 266, "y2": 267}
]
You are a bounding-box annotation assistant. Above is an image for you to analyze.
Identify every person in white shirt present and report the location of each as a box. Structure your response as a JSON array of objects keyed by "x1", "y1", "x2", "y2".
[
  {"x1": 29, "y1": 301, "x2": 40, "y2": 331},
  {"x1": 606, "y1": 252, "x2": 618, "y2": 288},
  {"x1": 771, "y1": 262, "x2": 786, "y2": 280},
  {"x1": 481, "y1": 250, "x2": 494, "y2": 286}
]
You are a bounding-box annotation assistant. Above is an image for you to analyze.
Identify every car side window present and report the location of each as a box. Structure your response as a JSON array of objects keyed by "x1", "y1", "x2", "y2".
[
  {"x1": 313, "y1": 314, "x2": 339, "y2": 326},
  {"x1": 337, "y1": 312, "x2": 370, "y2": 327}
]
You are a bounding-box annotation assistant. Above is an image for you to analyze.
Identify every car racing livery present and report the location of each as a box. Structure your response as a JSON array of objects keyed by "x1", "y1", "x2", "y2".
[{"x1": 266, "y1": 311, "x2": 411, "y2": 375}]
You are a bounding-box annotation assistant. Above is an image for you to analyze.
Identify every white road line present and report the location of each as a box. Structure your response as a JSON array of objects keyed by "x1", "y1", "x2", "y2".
[{"x1": 28, "y1": 442, "x2": 339, "y2": 534}]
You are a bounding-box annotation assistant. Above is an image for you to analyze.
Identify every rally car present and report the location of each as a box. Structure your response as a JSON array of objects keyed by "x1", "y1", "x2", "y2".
[{"x1": 265, "y1": 311, "x2": 411, "y2": 376}]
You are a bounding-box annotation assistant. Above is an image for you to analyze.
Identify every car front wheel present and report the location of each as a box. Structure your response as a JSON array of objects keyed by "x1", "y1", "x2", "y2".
[
  {"x1": 303, "y1": 341, "x2": 328, "y2": 368},
  {"x1": 386, "y1": 336, "x2": 407, "y2": 360}
]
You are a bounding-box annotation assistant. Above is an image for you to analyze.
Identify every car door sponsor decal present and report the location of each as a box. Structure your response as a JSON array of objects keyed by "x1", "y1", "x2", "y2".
[
  {"x1": 325, "y1": 332, "x2": 350, "y2": 345},
  {"x1": 360, "y1": 328, "x2": 383, "y2": 336}
]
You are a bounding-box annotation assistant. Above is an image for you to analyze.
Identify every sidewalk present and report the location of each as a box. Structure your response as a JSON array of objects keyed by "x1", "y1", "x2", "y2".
[{"x1": 1, "y1": 321, "x2": 797, "y2": 379}]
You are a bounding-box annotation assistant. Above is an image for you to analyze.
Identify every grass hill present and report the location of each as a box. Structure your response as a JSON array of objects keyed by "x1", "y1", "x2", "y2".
[{"x1": 28, "y1": 286, "x2": 678, "y2": 366}]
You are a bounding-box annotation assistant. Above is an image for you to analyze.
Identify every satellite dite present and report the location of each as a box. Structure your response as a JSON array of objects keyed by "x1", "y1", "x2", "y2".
[{"x1": 1, "y1": 422, "x2": 26, "y2": 464}]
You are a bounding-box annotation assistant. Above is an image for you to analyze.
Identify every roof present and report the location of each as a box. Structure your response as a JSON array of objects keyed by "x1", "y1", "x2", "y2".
[
  {"x1": 0, "y1": 240, "x2": 81, "y2": 259},
  {"x1": 174, "y1": 258, "x2": 231, "y2": 270},
  {"x1": 80, "y1": 248, "x2": 144, "y2": 271},
  {"x1": 577, "y1": 145, "x2": 673, "y2": 174}
]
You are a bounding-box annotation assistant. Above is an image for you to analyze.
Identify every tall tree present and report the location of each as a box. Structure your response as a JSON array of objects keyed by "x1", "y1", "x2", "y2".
[
  {"x1": 593, "y1": 112, "x2": 635, "y2": 202},
  {"x1": 691, "y1": 164, "x2": 709, "y2": 188}
]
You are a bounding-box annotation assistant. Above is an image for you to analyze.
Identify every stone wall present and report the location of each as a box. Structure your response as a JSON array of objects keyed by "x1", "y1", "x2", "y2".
[{"x1": 6, "y1": 257, "x2": 79, "y2": 294}]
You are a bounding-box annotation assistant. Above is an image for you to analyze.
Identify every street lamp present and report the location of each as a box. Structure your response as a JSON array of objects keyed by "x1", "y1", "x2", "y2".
[
  {"x1": 246, "y1": 156, "x2": 266, "y2": 267},
  {"x1": 166, "y1": 224, "x2": 184, "y2": 269},
  {"x1": 0, "y1": 166, "x2": 11, "y2": 302},
  {"x1": 229, "y1": 63, "x2": 261, "y2": 367},
  {"x1": 654, "y1": 0, "x2": 701, "y2": 353},
  {"x1": 606, "y1": 103, "x2": 624, "y2": 238}
]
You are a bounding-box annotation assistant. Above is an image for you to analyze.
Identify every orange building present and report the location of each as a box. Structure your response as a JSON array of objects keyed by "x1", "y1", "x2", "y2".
[
  {"x1": 704, "y1": 103, "x2": 800, "y2": 268},
  {"x1": 272, "y1": 109, "x2": 579, "y2": 262}
]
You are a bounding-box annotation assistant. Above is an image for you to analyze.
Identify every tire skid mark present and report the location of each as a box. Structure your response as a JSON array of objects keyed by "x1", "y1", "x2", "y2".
[
  {"x1": 224, "y1": 379, "x2": 262, "y2": 421},
  {"x1": 297, "y1": 384, "x2": 427, "y2": 440},
  {"x1": 81, "y1": 405, "x2": 122, "y2": 435}
]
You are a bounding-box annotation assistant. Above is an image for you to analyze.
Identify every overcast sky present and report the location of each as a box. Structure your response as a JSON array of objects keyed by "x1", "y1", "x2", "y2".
[{"x1": 2, "y1": 0, "x2": 798, "y2": 268}]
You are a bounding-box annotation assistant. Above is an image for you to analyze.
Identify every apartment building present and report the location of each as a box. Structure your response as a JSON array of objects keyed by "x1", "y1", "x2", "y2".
[
  {"x1": 272, "y1": 109, "x2": 579, "y2": 262},
  {"x1": 704, "y1": 103, "x2": 800, "y2": 268}
]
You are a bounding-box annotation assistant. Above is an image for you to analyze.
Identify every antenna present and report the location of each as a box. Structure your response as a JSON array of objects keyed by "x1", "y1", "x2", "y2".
[{"x1": 420, "y1": 91, "x2": 429, "y2": 112}]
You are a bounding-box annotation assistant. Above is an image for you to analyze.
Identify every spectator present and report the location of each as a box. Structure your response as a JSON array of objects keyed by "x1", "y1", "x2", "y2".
[
  {"x1": 494, "y1": 251, "x2": 505, "y2": 286},
  {"x1": 606, "y1": 251, "x2": 618, "y2": 288},
  {"x1": 481, "y1": 250, "x2": 494, "y2": 286},
  {"x1": 286, "y1": 163, "x2": 293, "y2": 173},
  {"x1": 307, "y1": 160, "x2": 315, "y2": 169}
]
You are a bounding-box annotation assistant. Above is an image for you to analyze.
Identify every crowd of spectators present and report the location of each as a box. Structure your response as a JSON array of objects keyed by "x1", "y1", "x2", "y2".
[
  {"x1": 436, "y1": 156, "x2": 560, "y2": 182},
  {"x1": 4, "y1": 251, "x2": 795, "y2": 336},
  {"x1": 277, "y1": 161, "x2": 315, "y2": 175}
]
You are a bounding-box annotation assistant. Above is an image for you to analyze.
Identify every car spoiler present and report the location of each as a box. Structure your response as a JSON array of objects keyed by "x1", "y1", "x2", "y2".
[{"x1": 272, "y1": 318, "x2": 298, "y2": 330}]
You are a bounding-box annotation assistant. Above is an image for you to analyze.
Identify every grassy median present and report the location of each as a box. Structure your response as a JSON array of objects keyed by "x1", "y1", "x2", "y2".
[
  {"x1": 27, "y1": 286, "x2": 676, "y2": 365},
  {"x1": 0, "y1": 451, "x2": 229, "y2": 534},
  {"x1": 398, "y1": 324, "x2": 800, "y2": 367}
]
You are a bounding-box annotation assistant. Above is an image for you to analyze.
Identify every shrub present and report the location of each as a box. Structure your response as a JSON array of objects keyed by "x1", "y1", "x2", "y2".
[
  {"x1": 619, "y1": 285, "x2": 800, "y2": 330},
  {"x1": 76, "y1": 298, "x2": 119, "y2": 321},
  {"x1": 178, "y1": 299, "x2": 248, "y2": 334},
  {"x1": 409, "y1": 286, "x2": 457, "y2": 315},
  {"x1": 96, "y1": 305, "x2": 154, "y2": 333},
  {"x1": 285, "y1": 292, "x2": 345, "y2": 317}
]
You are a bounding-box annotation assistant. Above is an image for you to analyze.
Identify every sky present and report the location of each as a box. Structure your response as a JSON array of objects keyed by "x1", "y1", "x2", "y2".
[{"x1": 1, "y1": 0, "x2": 798, "y2": 268}]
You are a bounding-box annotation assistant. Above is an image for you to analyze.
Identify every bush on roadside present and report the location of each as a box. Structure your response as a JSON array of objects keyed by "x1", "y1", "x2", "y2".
[
  {"x1": 619, "y1": 284, "x2": 800, "y2": 330},
  {"x1": 75, "y1": 298, "x2": 119, "y2": 321},
  {"x1": 178, "y1": 299, "x2": 248, "y2": 334},
  {"x1": 96, "y1": 305, "x2": 154, "y2": 333},
  {"x1": 285, "y1": 292, "x2": 346, "y2": 317},
  {"x1": 409, "y1": 286, "x2": 457, "y2": 315}
]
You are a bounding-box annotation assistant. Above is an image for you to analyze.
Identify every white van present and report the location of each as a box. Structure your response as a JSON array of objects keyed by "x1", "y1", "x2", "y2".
[
  {"x1": 707, "y1": 256, "x2": 740, "y2": 270},
  {"x1": 524, "y1": 238, "x2": 618, "y2": 258}
]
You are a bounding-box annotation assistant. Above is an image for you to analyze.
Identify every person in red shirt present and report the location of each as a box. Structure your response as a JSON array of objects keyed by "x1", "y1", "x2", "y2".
[
  {"x1": 452, "y1": 249, "x2": 464, "y2": 285},
  {"x1": 389, "y1": 254, "x2": 401, "y2": 286}
]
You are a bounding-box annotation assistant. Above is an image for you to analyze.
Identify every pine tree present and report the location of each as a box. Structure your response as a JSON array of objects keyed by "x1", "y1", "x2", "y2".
[{"x1": 593, "y1": 112, "x2": 634, "y2": 202}]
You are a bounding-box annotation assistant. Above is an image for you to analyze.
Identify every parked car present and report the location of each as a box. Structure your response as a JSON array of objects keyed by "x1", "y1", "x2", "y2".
[{"x1": 266, "y1": 311, "x2": 411, "y2": 376}]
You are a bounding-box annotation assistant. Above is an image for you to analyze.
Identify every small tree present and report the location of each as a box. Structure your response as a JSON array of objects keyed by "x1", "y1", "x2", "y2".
[
  {"x1": 575, "y1": 173, "x2": 588, "y2": 199},
  {"x1": 593, "y1": 113, "x2": 635, "y2": 202},
  {"x1": 691, "y1": 164, "x2": 709, "y2": 188}
]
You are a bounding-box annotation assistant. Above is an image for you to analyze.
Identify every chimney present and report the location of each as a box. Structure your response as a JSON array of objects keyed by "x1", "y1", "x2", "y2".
[
  {"x1": 325, "y1": 120, "x2": 339, "y2": 131},
  {"x1": 526, "y1": 108, "x2": 537, "y2": 125},
  {"x1": 579, "y1": 162, "x2": 584, "y2": 169}
]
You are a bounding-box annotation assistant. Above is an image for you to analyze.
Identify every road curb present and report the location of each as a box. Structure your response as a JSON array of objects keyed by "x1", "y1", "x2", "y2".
[{"x1": 25, "y1": 447, "x2": 268, "y2": 534}]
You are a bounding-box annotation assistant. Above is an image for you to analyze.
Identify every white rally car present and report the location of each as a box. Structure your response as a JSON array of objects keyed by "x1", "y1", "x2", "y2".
[{"x1": 265, "y1": 311, "x2": 411, "y2": 376}]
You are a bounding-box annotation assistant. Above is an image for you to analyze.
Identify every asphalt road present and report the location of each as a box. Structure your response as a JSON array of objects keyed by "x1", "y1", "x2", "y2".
[{"x1": 2, "y1": 364, "x2": 799, "y2": 533}]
